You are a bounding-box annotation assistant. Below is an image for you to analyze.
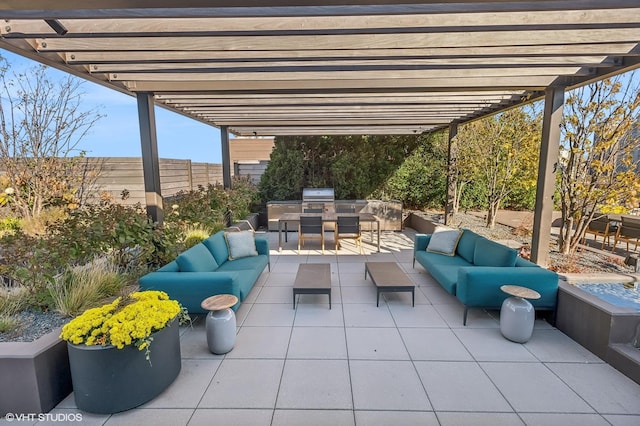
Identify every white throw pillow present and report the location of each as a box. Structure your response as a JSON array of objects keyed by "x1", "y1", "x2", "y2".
[
  {"x1": 224, "y1": 230, "x2": 258, "y2": 260},
  {"x1": 426, "y1": 227, "x2": 463, "y2": 256}
]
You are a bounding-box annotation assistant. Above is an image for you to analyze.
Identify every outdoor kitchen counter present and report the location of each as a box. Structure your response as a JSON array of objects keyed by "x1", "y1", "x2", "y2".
[{"x1": 278, "y1": 212, "x2": 381, "y2": 253}]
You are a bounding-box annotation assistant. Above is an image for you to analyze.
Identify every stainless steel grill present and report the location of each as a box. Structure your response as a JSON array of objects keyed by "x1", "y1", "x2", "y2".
[{"x1": 302, "y1": 188, "x2": 335, "y2": 213}]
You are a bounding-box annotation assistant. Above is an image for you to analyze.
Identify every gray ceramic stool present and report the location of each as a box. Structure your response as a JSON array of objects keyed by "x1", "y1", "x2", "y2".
[
  {"x1": 499, "y1": 285, "x2": 541, "y2": 343},
  {"x1": 201, "y1": 294, "x2": 238, "y2": 354}
]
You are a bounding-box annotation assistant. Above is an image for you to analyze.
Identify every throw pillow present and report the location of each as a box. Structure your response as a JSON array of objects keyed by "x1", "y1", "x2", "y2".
[
  {"x1": 224, "y1": 230, "x2": 259, "y2": 260},
  {"x1": 426, "y1": 226, "x2": 463, "y2": 256}
]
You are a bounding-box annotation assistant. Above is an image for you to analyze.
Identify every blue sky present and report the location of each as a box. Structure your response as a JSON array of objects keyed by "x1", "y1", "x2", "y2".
[{"x1": 1, "y1": 50, "x2": 223, "y2": 163}]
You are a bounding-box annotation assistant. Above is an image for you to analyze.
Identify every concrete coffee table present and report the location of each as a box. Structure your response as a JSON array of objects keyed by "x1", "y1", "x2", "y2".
[
  {"x1": 499, "y1": 285, "x2": 541, "y2": 343},
  {"x1": 365, "y1": 262, "x2": 415, "y2": 307},
  {"x1": 201, "y1": 294, "x2": 238, "y2": 354},
  {"x1": 293, "y1": 263, "x2": 332, "y2": 309}
]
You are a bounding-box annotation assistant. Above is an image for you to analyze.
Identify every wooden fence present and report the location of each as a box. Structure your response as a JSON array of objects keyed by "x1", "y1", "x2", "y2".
[
  {"x1": 92, "y1": 157, "x2": 223, "y2": 205},
  {"x1": 0, "y1": 157, "x2": 223, "y2": 207}
]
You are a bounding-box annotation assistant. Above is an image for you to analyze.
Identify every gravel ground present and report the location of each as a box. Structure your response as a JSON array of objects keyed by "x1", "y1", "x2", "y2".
[{"x1": 0, "y1": 309, "x2": 68, "y2": 343}]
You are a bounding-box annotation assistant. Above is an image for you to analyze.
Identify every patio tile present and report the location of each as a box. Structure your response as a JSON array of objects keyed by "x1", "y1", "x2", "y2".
[
  {"x1": 271, "y1": 262, "x2": 302, "y2": 274},
  {"x1": 481, "y1": 362, "x2": 595, "y2": 413},
  {"x1": 336, "y1": 264, "x2": 366, "y2": 277},
  {"x1": 234, "y1": 301, "x2": 252, "y2": 327},
  {"x1": 226, "y1": 326, "x2": 291, "y2": 359},
  {"x1": 436, "y1": 412, "x2": 524, "y2": 426},
  {"x1": 523, "y1": 329, "x2": 604, "y2": 363},
  {"x1": 272, "y1": 409, "x2": 354, "y2": 426},
  {"x1": 546, "y1": 363, "x2": 640, "y2": 414},
  {"x1": 453, "y1": 327, "x2": 538, "y2": 361},
  {"x1": 287, "y1": 327, "x2": 347, "y2": 359},
  {"x1": 389, "y1": 304, "x2": 448, "y2": 327},
  {"x1": 518, "y1": 413, "x2": 611, "y2": 426},
  {"x1": 188, "y1": 409, "x2": 273, "y2": 426},
  {"x1": 292, "y1": 302, "x2": 345, "y2": 326},
  {"x1": 342, "y1": 303, "x2": 395, "y2": 327},
  {"x1": 199, "y1": 359, "x2": 284, "y2": 409},
  {"x1": 179, "y1": 323, "x2": 225, "y2": 360},
  {"x1": 345, "y1": 327, "x2": 409, "y2": 360},
  {"x1": 350, "y1": 360, "x2": 431, "y2": 411},
  {"x1": 143, "y1": 359, "x2": 220, "y2": 408},
  {"x1": 337, "y1": 272, "x2": 371, "y2": 286},
  {"x1": 603, "y1": 414, "x2": 640, "y2": 425},
  {"x1": 262, "y1": 272, "x2": 296, "y2": 286},
  {"x1": 242, "y1": 282, "x2": 263, "y2": 303},
  {"x1": 276, "y1": 359, "x2": 353, "y2": 409},
  {"x1": 242, "y1": 303, "x2": 295, "y2": 326},
  {"x1": 419, "y1": 285, "x2": 461, "y2": 305},
  {"x1": 254, "y1": 286, "x2": 294, "y2": 304},
  {"x1": 103, "y1": 408, "x2": 194, "y2": 426},
  {"x1": 340, "y1": 286, "x2": 378, "y2": 304},
  {"x1": 399, "y1": 328, "x2": 473, "y2": 361},
  {"x1": 354, "y1": 410, "x2": 438, "y2": 425},
  {"x1": 415, "y1": 361, "x2": 512, "y2": 412}
]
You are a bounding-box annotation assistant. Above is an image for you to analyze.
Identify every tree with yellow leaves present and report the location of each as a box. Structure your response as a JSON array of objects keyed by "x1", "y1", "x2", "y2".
[{"x1": 558, "y1": 73, "x2": 640, "y2": 254}]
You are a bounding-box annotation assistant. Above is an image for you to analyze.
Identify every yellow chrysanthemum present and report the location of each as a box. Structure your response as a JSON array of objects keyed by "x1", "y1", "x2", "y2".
[{"x1": 60, "y1": 291, "x2": 188, "y2": 361}]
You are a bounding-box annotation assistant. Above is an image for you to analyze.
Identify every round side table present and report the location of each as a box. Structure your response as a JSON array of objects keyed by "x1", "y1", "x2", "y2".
[
  {"x1": 499, "y1": 285, "x2": 541, "y2": 343},
  {"x1": 201, "y1": 294, "x2": 238, "y2": 354}
]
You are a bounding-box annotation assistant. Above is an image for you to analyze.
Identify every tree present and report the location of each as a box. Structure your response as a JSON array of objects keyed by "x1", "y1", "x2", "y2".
[
  {"x1": 0, "y1": 57, "x2": 103, "y2": 219},
  {"x1": 455, "y1": 107, "x2": 541, "y2": 228},
  {"x1": 557, "y1": 74, "x2": 640, "y2": 254}
]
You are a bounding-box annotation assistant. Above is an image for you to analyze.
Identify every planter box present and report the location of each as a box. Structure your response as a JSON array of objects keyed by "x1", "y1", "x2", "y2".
[
  {"x1": 0, "y1": 327, "x2": 72, "y2": 416},
  {"x1": 556, "y1": 280, "x2": 640, "y2": 385},
  {"x1": 67, "y1": 319, "x2": 181, "y2": 414}
]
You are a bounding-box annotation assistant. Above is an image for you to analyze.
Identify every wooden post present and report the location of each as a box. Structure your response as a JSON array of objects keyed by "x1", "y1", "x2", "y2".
[
  {"x1": 445, "y1": 122, "x2": 459, "y2": 226},
  {"x1": 221, "y1": 126, "x2": 231, "y2": 189},
  {"x1": 531, "y1": 86, "x2": 564, "y2": 266},
  {"x1": 137, "y1": 92, "x2": 164, "y2": 224}
]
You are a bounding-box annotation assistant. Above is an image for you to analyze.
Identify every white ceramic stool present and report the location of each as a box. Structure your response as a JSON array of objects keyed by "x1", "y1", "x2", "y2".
[
  {"x1": 499, "y1": 285, "x2": 541, "y2": 343},
  {"x1": 201, "y1": 294, "x2": 238, "y2": 354}
]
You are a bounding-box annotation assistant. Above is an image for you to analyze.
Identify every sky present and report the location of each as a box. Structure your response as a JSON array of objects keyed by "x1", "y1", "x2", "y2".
[{"x1": 0, "y1": 50, "x2": 223, "y2": 163}]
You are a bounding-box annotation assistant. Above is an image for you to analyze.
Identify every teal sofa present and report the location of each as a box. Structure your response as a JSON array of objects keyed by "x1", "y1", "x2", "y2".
[
  {"x1": 413, "y1": 229, "x2": 558, "y2": 325},
  {"x1": 139, "y1": 231, "x2": 270, "y2": 313}
]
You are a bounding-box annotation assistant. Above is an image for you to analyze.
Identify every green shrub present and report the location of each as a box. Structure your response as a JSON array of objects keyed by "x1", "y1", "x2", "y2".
[{"x1": 48, "y1": 255, "x2": 128, "y2": 317}]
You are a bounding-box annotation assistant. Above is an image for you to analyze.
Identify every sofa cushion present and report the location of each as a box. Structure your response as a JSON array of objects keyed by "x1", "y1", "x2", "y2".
[
  {"x1": 473, "y1": 238, "x2": 517, "y2": 267},
  {"x1": 426, "y1": 227, "x2": 463, "y2": 256},
  {"x1": 456, "y1": 229, "x2": 482, "y2": 263},
  {"x1": 224, "y1": 230, "x2": 259, "y2": 260},
  {"x1": 202, "y1": 232, "x2": 230, "y2": 266},
  {"x1": 176, "y1": 243, "x2": 219, "y2": 272}
]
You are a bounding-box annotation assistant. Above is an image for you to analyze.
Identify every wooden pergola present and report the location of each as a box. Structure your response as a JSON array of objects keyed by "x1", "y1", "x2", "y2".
[{"x1": 1, "y1": 1, "x2": 639, "y2": 265}]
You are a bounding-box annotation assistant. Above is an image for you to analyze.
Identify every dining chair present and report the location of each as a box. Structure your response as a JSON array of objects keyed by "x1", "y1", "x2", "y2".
[
  {"x1": 611, "y1": 216, "x2": 640, "y2": 253},
  {"x1": 582, "y1": 214, "x2": 614, "y2": 249},
  {"x1": 335, "y1": 215, "x2": 363, "y2": 254},
  {"x1": 298, "y1": 215, "x2": 324, "y2": 254}
]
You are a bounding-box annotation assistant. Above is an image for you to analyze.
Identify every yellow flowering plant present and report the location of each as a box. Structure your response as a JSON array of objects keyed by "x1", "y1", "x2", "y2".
[{"x1": 60, "y1": 290, "x2": 189, "y2": 362}]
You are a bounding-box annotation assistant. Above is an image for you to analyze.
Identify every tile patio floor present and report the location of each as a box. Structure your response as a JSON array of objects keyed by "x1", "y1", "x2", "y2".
[{"x1": 46, "y1": 229, "x2": 640, "y2": 426}]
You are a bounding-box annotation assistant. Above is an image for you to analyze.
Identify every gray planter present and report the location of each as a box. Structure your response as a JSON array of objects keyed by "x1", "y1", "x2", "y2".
[
  {"x1": 67, "y1": 319, "x2": 181, "y2": 414},
  {"x1": 0, "y1": 327, "x2": 72, "y2": 416}
]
